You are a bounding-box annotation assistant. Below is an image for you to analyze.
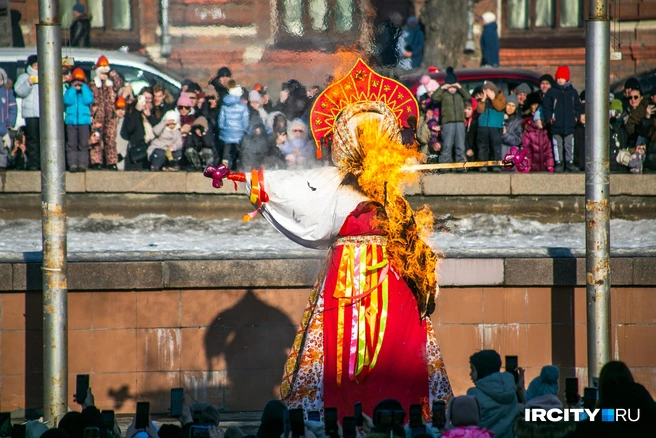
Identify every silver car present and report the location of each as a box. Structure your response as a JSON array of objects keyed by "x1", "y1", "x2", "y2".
[{"x1": 0, "y1": 47, "x2": 182, "y2": 126}]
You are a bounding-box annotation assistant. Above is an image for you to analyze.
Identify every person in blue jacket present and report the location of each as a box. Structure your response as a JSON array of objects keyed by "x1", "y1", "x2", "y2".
[
  {"x1": 218, "y1": 80, "x2": 250, "y2": 169},
  {"x1": 63, "y1": 68, "x2": 94, "y2": 172}
]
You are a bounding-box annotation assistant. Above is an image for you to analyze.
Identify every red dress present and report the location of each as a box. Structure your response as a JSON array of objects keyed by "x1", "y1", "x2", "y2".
[{"x1": 281, "y1": 202, "x2": 452, "y2": 418}]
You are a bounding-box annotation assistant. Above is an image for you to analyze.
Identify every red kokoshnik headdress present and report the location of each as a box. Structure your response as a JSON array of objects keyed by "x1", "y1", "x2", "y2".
[{"x1": 310, "y1": 59, "x2": 419, "y2": 162}]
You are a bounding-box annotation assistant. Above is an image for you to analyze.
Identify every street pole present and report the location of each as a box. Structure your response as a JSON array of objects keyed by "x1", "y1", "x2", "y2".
[
  {"x1": 585, "y1": 0, "x2": 611, "y2": 385},
  {"x1": 37, "y1": 0, "x2": 68, "y2": 424}
]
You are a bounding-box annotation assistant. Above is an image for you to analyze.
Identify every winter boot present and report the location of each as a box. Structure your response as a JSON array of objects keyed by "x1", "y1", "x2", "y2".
[{"x1": 555, "y1": 161, "x2": 565, "y2": 172}]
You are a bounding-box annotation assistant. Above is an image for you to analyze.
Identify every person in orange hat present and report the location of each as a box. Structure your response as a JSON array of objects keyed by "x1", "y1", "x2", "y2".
[
  {"x1": 114, "y1": 96, "x2": 128, "y2": 170},
  {"x1": 88, "y1": 55, "x2": 123, "y2": 170},
  {"x1": 63, "y1": 68, "x2": 94, "y2": 172}
]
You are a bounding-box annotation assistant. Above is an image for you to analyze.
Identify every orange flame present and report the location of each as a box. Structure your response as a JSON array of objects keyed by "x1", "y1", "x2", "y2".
[{"x1": 353, "y1": 120, "x2": 441, "y2": 318}]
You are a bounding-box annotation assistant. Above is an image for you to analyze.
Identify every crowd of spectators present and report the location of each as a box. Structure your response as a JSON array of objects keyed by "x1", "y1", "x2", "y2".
[
  {"x1": 411, "y1": 66, "x2": 656, "y2": 174},
  {"x1": 0, "y1": 56, "x2": 324, "y2": 173},
  {"x1": 4, "y1": 356, "x2": 655, "y2": 438},
  {"x1": 0, "y1": 53, "x2": 654, "y2": 174}
]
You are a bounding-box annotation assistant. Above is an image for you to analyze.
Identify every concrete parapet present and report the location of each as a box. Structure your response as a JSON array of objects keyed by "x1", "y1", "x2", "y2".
[
  {"x1": 510, "y1": 173, "x2": 585, "y2": 195},
  {"x1": 422, "y1": 173, "x2": 512, "y2": 195},
  {"x1": 1, "y1": 171, "x2": 655, "y2": 196}
]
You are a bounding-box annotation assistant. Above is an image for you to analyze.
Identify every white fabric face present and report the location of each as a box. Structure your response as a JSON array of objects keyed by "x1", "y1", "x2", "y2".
[{"x1": 246, "y1": 167, "x2": 370, "y2": 249}]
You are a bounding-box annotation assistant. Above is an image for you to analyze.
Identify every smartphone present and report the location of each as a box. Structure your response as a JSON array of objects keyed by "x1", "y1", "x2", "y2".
[
  {"x1": 565, "y1": 377, "x2": 579, "y2": 404},
  {"x1": 377, "y1": 410, "x2": 392, "y2": 426},
  {"x1": 190, "y1": 426, "x2": 210, "y2": 438},
  {"x1": 101, "y1": 410, "x2": 115, "y2": 431},
  {"x1": 307, "y1": 411, "x2": 320, "y2": 422},
  {"x1": 583, "y1": 387, "x2": 597, "y2": 410},
  {"x1": 409, "y1": 404, "x2": 423, "y2": 428},
  {"x1": 0, "y1": 412, "x2": 11, "y2": 438},
  {"x1": 76, "y1": 374, "x2": 89, "y2": 405},
  {"x1": 432, "y1": 401, "x2": 446, "y2": 429},
  {"x1": 135, "y1": 402, "x2": 150, "y2": 430},
  {"x1": 354, "y1": 402, "x2": 363, "y2": 427},
  {"x1": 170, "y1": 388, "x2": 184, "y2": 417},
  {"x1": 84, "y1": 427, "x2": 99, "y2": 438},
  {"x1": 505, "y1": 356, "x2": 518, "y2": 374},
  {"x1": 324, "y1": 407, "x2": 339, "y2": 438},
  {"x1": 393, "y1": 410, "x2": 405, "y2": 427},
  {"x1": 409, "y1": 404, "x2": 424, "y2": 436},
  {"x1": 342, "y1": 417, "x2": 356, "y2": 438},
  {"x1": 289, "y1": 409, "x2": 305, "y2": 438}
]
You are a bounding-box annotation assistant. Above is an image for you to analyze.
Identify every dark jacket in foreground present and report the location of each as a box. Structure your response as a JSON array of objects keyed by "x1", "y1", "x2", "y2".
[{"x1": 542, "y1": 82, "x2": 581, "y2": 136}]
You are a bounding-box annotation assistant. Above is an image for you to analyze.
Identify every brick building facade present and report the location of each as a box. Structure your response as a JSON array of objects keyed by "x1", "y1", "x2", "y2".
[{"x1": 8, "y1": 0, "x2": 656, "y2": 93}]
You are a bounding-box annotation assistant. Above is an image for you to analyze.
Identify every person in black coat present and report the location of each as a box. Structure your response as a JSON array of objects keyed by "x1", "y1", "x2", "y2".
[
  {"x1": 542, "y1": 66, "x2": 581, "y2": 172},
  {"x1": 69, "y1": 3, "x2": 92, "y2": 47},
  {"x1": 11, "y1": 10, "x2": 25, "y2": 47}
]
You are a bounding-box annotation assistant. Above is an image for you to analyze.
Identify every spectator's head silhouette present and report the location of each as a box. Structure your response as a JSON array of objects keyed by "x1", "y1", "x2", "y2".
[
  {"x1": 446, "y1": 396, "x2": 481, "y2": 429},
  {"x1": 469, "y1": 350, "x2": 502, "y2": 382},
  {"x1": 58, "y1": 412, "x2": 84, "y2": 438},
  {"x1": 257, "y1": 400, "x2": 287, "y2": 438}
]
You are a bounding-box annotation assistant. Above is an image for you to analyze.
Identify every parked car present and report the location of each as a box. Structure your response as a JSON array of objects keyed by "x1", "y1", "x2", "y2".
[
  {"x1": 400, "y1": 68, "x2": 542, "y2": 97},
  {"x1": 611, "y1": 69, "x2": 656, "y2": 97},
  {"x1": 0, "y1": 48, "x2": 182, "y2": 126}
]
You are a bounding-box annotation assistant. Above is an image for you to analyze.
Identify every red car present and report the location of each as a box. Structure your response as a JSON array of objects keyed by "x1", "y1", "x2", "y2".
[{"x1": 401, "y1": 68, "x2": 542, "y2": 97}]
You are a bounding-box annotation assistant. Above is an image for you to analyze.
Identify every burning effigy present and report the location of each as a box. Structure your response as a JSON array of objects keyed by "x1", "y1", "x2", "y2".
[{"x1": 204, "y1": 59, "x2": 453, "y2": 417}]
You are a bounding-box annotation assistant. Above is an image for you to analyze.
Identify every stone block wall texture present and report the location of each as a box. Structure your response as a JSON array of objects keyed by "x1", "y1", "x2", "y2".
[{"x1": 1, "y1": 286, "x2": 655, "y2": 413}]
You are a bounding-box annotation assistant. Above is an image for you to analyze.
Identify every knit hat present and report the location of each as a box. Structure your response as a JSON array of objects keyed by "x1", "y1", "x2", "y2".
[
  {"x1": 465, "y1": 98, "x2": 478, "y2": 112},
  {"x1": 482, "y1": 81, "x2": 498, "y2": 94},
  {"x1": 526, "y1": 365, "x2": 560, "y2": 401},
  {"x1": 539, "y1": 74, "x2": 554, "y2": 84},
  {"x1": 446, "y1": 396, "x2": 481, "y2": 427},
  {"x1": 72, "y1": 2, "x2": 85, "y2": 14},
  {"x1": 534, "y1": 107, "x2": 543, "y2": 121},
  {"x1": 526, "y1": 91, "x2": 542, "y2": 107},
  {"x1": 58, "y1": 412, "x2": 83, "y2": 438},
  {"x1": 162, "y1": 109, "x2": 180, "y2": 124},
  {"x1": 624, "y1": 77, "x2": 640, "y2": 91},
  {"x1": 95, "y1": 55, "x2": 110, "y2": 68},
  {"x1": 610, "y1": 99, "x2": 623, "y2": 112},
  {"x1": 420, "y1": 75, "x2": 431, "y2": 86},
  {"x1": 27, "y1": 54, "x2": 38, "y2": 67},
  {"x1": 70, "y1": 67, "x2": 86, "y2": 83},
  {"x1": 506, "y1": 94, "x2": 518, "y2": 107},
  {"x1": 444, "y1": 67, "x2": 458, "y2": 85},
  {"x1": 426, "y1": 79, "x2": 439, "y2": 94},
  {"x1": 469, "y1": 350, "x2": 502, "y2": 380},
  {"x1": 193, "y1": 116, "x2": 209, "y2": 131},
  {"x1": 482, "y1": 12, "x2": 496, "y2": 24},
  {"x1": 177, "y1": 92, "x2": 193, "y2": 107},
  {"x1": 115, "y1": 96, "x2": 126, "y2": 109},
  {"x1": 204, "y1": 85, "x2": 218, "y2": 98},
  {"x1": 249, "y1": 89, "x2": 262, "y2": 104},
  {"x1": 515, "y1": 83, "x2": 531, "y2": 96},
  {"x1": 217, "y1": 66, "x2": 232, "y2": 78},
  {"x1": 555, "y1": 66, "x2": 570, "y2": 82}
]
